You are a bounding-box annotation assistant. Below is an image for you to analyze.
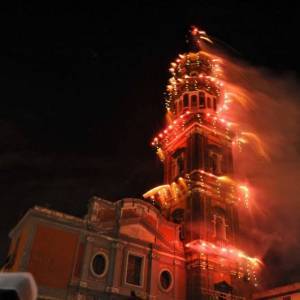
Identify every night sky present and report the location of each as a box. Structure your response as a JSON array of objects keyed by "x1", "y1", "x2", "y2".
[{"x1": 1, "y1": 0, "x2": 300, "y2": 287}]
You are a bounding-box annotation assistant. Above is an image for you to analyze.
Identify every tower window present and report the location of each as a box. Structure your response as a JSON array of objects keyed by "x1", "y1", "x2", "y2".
[
  {"x1": 209, "y1": 153, "x2": 218, "y2": 174},
  {"x1": 183, "y1": 94, "x2": 189, "y2": 108},
  {"x1": 177, "y1": 156, "x2": 184, "y2": 175},
  {"x1": 212, "y1": 208, "x2": 227, "y2": 241},
  {"x1": 191, "y1": 95, "x2": 197, "y2": 108},
  {"x1": 215, "y1": 216, "x2": 226, "y2": 240},
  {"x1": 207, "y1": 97, "x2": 212, "y2": 108},
  {"x1": 199, "y1": 92, "x2": 205, "y2": 108},
  {"x1": 171, "y1": 148, "x2": 186, "y2": 179},
  {"x1": 208, "y1": 149, "x2": 223, "y2": 175},
  {"x1": 126, "y1": 253, "x2": 144, "y2": 286}
]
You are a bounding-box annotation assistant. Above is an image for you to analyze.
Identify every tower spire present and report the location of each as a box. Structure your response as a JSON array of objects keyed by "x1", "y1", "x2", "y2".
[{"x1": 187, "y1": 25, "x2": 213, "y2": 52}]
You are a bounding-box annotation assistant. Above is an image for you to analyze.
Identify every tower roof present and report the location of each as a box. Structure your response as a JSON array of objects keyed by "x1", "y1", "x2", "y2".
[{"x1": 165, "y1": 26, "x2": 223, "y2": 112}]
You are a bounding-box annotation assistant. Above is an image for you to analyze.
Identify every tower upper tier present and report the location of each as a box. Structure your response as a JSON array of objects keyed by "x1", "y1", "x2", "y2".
[{"x1": 166, "y1": 51, "x2": 223, "y2": 117}]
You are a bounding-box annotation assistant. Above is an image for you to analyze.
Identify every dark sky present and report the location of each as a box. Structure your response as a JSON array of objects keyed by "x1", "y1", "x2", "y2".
[{"x1": 1, "y1": 0, "x2": 300, "y2": 287}]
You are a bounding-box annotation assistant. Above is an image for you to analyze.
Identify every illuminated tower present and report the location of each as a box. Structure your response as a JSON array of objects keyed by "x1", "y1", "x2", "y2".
[{"x1": 144, "y1": 27, "x2": 260, "y2": 299}]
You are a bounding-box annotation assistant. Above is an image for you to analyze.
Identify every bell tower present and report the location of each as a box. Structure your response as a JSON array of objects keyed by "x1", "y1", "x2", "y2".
[{"x1": 144, "y1": 27, "x2": 260, "y2": 299}]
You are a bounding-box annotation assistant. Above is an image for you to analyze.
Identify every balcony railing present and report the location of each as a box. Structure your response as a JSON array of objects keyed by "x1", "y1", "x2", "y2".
[{"x1": 201, "y1": 287, "x2": 246, "y2": 300}]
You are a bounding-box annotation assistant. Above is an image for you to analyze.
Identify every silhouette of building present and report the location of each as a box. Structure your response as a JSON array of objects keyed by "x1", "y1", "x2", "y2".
[{"x1": 2, "y1": 27, "x2": 261, "y2": 300}]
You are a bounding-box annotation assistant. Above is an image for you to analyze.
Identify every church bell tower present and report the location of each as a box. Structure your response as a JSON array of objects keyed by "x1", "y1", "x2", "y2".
[{"x1": 144, "y1": 27, "x2": 260, "y2": 299}]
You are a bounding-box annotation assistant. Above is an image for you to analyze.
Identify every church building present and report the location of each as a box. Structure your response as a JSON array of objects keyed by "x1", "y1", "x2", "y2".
[{"x1": 2, "y1": 27, "x2": 261, "y2": 300}]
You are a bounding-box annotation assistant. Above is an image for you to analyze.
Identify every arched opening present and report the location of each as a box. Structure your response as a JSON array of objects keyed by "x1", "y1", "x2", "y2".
[
  {"x1": 199, "y1": 92, "x2": 205, "y2": 108},
  {"x1": 207, "y1": 146, "x2": 223, "y2": 175},
  {"x1": 191, "y1": 95, "x2": 197, "y2": 108},
  {"x1": 209, "y1": 153, "x2": 218, "y2": 174},
  {"x1": 212, "y1": 207, "x2": 227, "y2": 241},
  {"x1": 183, "y1": 94, "x2": 189, "y2": 108}
]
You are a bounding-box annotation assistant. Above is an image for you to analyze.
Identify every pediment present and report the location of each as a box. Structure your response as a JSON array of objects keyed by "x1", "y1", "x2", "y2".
[
  {"x1": 119, "y1": 221, "x2": 183, "y2": 253},
  {"x1": 120, "y1": 223, "x2": 155, "y2": 243}
]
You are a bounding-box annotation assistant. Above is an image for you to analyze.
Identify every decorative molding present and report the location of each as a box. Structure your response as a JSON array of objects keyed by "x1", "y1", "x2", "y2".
[
  {"x1": 105, "y1": 286, "x2": 120, "y2": 293},
  {"x1": 87, "y1": 236, "x2": 96, "y2": 242},
  {"x1": 173, "y1": 259, "x2": 183, "y2": 266},
  {"x1": 79, "y1": 281, "x2": 87, "y2": 288},
  {"x1": 151, "y1": 252, "x2": 160, "y2": 259},
  {"x1": 111, "y1": 242, "x2": 122, "y2": 249}
]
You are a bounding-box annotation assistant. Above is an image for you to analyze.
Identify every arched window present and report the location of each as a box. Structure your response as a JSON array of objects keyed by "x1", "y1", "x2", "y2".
[
  {"x1": 171, "y1": 148, "x2": 185, "y2": 179},
  {"x1": 210, "y1": 154, "x2": 218, "y2": 174},
  {"x1": 199, "y1": 92, "x2": 205, "y2": 108},
  {"x1": 212, "y1": 207, "x2": 227, "y2": 241},
  {"x1": 183, "y1": 94, "x2": 189, "y2": 108},
  {"x1": 208, "y1": 147, "x2": 223, "y2": 175},
  {"x1": 215, "y1": 216, "x2": 226, "y2": 240},
  {"x1": 191, "y1": 95, "x2": 197, "y2": 108},
  {"x1": 177, "y1": 156, "x2": 184, "y2": 175}
]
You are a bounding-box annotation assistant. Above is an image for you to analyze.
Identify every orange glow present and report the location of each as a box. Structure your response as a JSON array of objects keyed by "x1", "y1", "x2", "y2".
[
  {"x1": 239, "y1": 185, "x2": 250, "y2": 208},
  {"x1": 185, "y1": 239, "x2": 262, "y2": 267},
  {"x1": 143, "y1": 185, "x2": 170, "y2": 198},
  {"x1": 156, "y1": 148, "x2": 165, "y2": 162},
  {"x1": 143, "y1": 178, "x2": 188, "y2": 207},
  {"x1": 241, "y1": 131, "x2": 270, "y2": 160},
  {"x1": 150, "y1": 27, "x2": 264, "y2": 288}
]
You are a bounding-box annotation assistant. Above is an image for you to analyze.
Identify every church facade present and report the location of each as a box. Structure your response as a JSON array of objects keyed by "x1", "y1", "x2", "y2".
[
  {"x1": 3, "y1": 27, "x2": 261, "y2": 300},
  {"x1": 3, "y1": 198, "x2": 185, "y2": 300}
]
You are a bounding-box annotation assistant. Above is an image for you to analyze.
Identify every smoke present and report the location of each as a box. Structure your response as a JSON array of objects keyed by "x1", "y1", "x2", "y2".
[{"x1": 216, "y1": 49, "x2": 300, "y2": 288}]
